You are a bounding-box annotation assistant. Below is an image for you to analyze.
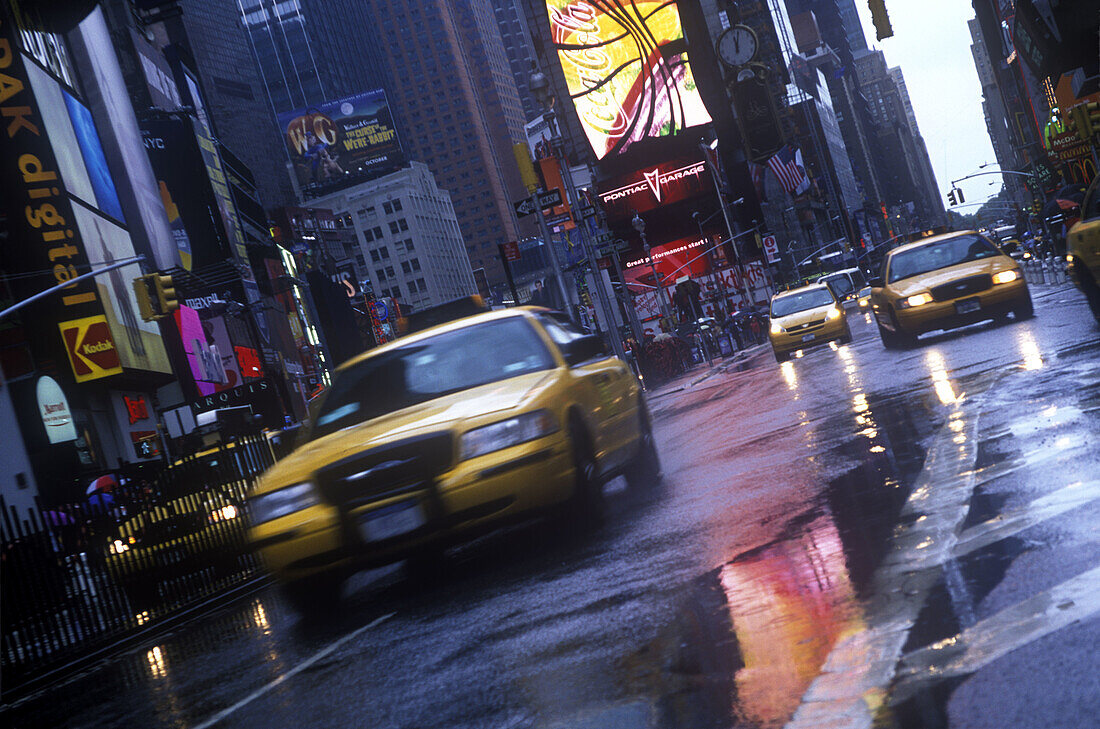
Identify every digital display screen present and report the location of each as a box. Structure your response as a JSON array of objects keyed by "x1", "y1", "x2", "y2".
[{"x1": 545, "y1": 0, "x2": 712, "y2": 159}]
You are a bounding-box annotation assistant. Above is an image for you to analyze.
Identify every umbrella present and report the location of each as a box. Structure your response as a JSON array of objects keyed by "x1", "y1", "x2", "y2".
[
  {"x1": 86, "y1": 474, "x2": 118, "y2": 495},
  {"x1": 86, "y1": 491, "x2": 116, "y2": 514}
]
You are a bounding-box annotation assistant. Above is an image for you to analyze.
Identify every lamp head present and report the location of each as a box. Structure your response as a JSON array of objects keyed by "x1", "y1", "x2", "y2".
[{"x1": 631, "y1": 213, "x2": 645, "y2": 233}]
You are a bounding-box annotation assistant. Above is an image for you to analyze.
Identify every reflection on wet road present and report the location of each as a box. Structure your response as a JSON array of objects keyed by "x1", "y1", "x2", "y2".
[{"x1": 4, "y1": 288, "x2": 1099, "y2": 729}]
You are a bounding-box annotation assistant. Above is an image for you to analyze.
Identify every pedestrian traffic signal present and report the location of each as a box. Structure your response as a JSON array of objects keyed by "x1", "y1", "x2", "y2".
[
  {"x1": 132, "y1": 272, "x2": 178, "y2": 321},
  {"x1": 868, "y1": 0, "x2": 893, "y2": 40}
]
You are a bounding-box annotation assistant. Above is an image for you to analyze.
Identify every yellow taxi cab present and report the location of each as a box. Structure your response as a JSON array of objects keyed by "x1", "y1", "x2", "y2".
[
  {"x1": 869, "y1": 230, "x2": 1032, "y2": 349},
  {"x1": 1067, "y1": 178, "x2": 1100, "y2": 323},
  {"x1": 768, "y1": 283, "x2": 851, "y2": 362},
  {"x1": 247, "y1": 308, "x2": 659, "y2": 611}
]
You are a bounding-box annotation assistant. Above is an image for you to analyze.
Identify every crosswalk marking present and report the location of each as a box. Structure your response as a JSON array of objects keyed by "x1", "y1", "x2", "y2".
[{"x1": 891, "y1": 563, "x2": 1100, "y2": 704}]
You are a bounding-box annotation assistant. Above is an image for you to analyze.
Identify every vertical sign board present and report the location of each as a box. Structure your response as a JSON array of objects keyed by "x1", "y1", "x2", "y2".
[{"x1": 0, "y1": 14, "x2": 119, "y2": 382}]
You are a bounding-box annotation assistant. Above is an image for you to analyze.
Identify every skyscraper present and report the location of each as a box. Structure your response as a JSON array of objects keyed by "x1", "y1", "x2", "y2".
[
  {"x1": 490, "y1": 0, "x2": 541, "y2": 122},
  {"x1": 238, "y1": 0, "x2": 528, "y2": 286}
]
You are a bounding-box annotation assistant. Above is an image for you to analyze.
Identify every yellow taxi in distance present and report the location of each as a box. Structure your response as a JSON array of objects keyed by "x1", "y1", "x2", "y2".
[
  {"x1": 1067, "y1": 178, "x2": 1100, "y2": 323},
  {"x1": 247, "y1": 308, "x2": 659, "y2": 610},
  {"x1": 869, "y1": 231, "x2": 1032, "y2": 349},
  {"x1": 768, "y1": 283, "x2": 851, "y2": 362}
]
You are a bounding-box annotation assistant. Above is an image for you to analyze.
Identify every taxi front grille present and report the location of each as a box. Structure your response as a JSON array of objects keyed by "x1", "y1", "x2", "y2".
[
  {"x1": 314, "y1": 432, "x2": 454, "y2": 508},
  {"x1": 786, "y1": 319, "x2": 826, "y2": 333},
  {"x1": 930, "y1": 274, "x2": 992, "y2": 302}
]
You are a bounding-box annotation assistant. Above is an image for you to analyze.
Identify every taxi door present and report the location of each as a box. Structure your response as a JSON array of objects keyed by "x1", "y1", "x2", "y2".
[
  {"x1": 536, "y1": 314, "x2": 634, "y2": 471},
  {"x1": 1067, "y1": 180, "x2": 1100, "y2": 320}
]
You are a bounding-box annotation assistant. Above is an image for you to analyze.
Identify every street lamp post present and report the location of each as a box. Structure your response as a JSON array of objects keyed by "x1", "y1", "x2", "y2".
[
  {"x1": 633, "y1": 214, "x2": 672, "y2": 322},
  {"x1": 530, "y1": 69, "x2": 626, "y2": 362}
]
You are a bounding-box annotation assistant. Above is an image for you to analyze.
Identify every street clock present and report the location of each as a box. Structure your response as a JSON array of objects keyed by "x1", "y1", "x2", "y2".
[{"x1": 716, "y1": 25, "x2": 758, "y2": 68}]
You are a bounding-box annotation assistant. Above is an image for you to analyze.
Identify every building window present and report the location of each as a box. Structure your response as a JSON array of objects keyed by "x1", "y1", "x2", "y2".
[
  {"x1": 398, "y1": 218, "x2": 408, "y2": 232},
  {"x1": 370, "y1": 249, "x2": 381, "y2": 263},
  {"x1": 392, "y1": 198, "x2": 402, "y2": 212},
  {"x1": 376, "y1": 269, "x2": 386, "y2": 281},
  {"x1": 415, "y1": 278, "x2": 426, "y2": 292},
  {"x1": 391, "y1": 284, "x2": 402, "y2": 299},
  {"x1": 411, "y1": 258, "x2": 421, "y2": 271},
  {"x1": 383, "y1": 201, "x2": 392, "y2": 214},
  {"x1": 381, "y1": 246, "x2": 390, "y2": 259},
  {"x1": 355, "y1": 253, "x2": 366, "y2": 265},
  {"x1": 389, "y1": 221, "x2": 400, "y2": 234},
  {"x1": 405, "y1": 238, "x2": 414, "y2": 251},
  {"x1": 373, "y1": 226, "x2": 383, "y2": 239},
  {"x1": 364, "y1": 228, "x2": 374, "y2": 242},
  {"x1": 385, "y1": 266, "x2": 395, "y2": 278},
  {"x1": 401, "y1": 260, "x2": 411, "y2": 274}
]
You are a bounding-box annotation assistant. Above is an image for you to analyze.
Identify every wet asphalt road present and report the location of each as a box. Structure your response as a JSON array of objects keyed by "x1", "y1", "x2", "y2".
[{"x1": 5, "y1": 282, "x2": 1100, "y2": 729}]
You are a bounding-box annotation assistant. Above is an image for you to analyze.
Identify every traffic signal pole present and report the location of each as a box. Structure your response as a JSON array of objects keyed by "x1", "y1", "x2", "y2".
[{"x1": 0, "y1": 255, "x2": 145, "y2": 321}]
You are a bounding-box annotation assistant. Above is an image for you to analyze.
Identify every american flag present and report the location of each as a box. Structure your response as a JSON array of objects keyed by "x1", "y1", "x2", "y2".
[{"x1": 766, "y1": 145, "x2": 811, "y2": 196}]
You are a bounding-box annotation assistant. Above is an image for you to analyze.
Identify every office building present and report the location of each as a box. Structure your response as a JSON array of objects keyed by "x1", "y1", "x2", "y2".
[{"x1": 309, "y1": 163, "x2": 479, "y2": 311}]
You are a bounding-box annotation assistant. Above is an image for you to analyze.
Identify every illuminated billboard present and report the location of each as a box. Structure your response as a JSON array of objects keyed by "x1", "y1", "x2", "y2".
[
  {"x1": 545, "y1": 0, "x2": 712, "y2": 159},
  {"x1": 598, "y1": 155, "x2": 709, "y2": 220},
  {"x1": 277, "y1": 89, "x2": 404, "y2": 195}
]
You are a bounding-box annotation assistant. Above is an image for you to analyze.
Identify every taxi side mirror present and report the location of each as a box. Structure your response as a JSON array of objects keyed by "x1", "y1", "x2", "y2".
[{"x1": 562, "y1": 334, "x2": 607, "y2": 366}]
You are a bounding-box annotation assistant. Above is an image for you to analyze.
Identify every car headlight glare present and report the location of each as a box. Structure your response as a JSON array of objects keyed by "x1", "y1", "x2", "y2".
[
  {"x1": 992, "y1": 270, "x2": 1019, "y2": 284},
  {"x1": 826, "y1": 305, "x2": 842, "y2": 320},
  {"x1": 460, "y1": 410, "x2": 558, "y2": 461},
  {"x1": 110, "y1": 539, "x2": 129, "y2": 554},
  {"x1": 769, "y1": 321, "x2": 784, "y2": 334},
  {"x1": 899, "y1": 293, "x2": 933, "y2": 309},
  {"x1": 1066, "y1": 253, "x2": 1074, "y2": 264},
  {"x1": 249, "y1": 482, "x2": 319, "y2": 525}
]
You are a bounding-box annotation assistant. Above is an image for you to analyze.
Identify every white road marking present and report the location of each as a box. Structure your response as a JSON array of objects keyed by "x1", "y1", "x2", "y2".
[
  {"x1": 891, "y1": 563, "x2": 1100, "y2": 704},
  {"x1": 191, "y1": 612, "x2": 395, "y2": 729},
  {"x1": 952, "y1": 480, "x2": 1100, "y2": 559},
  {"x1": 785, "y1": 397, "x2": 982, "y2": 729}
]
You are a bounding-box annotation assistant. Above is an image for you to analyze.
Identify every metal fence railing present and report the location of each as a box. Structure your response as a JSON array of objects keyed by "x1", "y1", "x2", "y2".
[{"x1": 1, "y1": 434, "x2": 276, "y2": 698}]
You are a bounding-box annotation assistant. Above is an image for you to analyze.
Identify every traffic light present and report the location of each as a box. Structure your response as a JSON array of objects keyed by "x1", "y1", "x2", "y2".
[
  {"x1": 133, "y1": 275, "x2": 157, "y2": 322},
  {"x1": 1069, "y1": 101, "x2": 1100, "y2": 141},
  {"x1": 868, "y1": 0, "x2": 893, "y2": 40},
  {"x1": 947, "y1": 190, "x2": 957, "y2": 206},
  {"x1": 132, "y1": 272, "x2": 178, "y2": 321},
  {"x1": 152, "y1": 273, "x2": 178, "y2": 316},
  {"x1": 956, "y1": 187, "x2": 965, "y2": 204}
]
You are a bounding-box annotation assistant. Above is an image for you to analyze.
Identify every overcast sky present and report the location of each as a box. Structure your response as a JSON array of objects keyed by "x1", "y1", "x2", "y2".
[{"x1": 852, "y1": 0, "x2": 1001, "y2": 208}]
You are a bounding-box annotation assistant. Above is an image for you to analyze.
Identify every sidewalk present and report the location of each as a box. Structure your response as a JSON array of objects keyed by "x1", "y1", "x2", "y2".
[{"x1": 646, "y1": 342, "x2": 770, "y2": 399}]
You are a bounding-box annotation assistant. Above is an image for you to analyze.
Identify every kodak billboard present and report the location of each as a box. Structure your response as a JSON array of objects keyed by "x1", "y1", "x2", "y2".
[
  {"x1": 0, "y1": 12, "x2": 120, "y2": 383},
  {"x1": 59, "y1": 315, "x2": 123, "y2": 382}
]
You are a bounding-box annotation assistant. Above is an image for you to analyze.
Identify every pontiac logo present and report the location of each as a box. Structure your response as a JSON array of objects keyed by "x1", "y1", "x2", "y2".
[{"x1": 601, "y1": 161, "x2": 707, "y2": 205}]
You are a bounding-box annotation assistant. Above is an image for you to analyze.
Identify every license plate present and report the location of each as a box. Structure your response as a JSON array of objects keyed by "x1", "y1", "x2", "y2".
[
  {"x1": 955, "y1": 299, "x2": 980, "y2": 314},
  {"x1": 358, "y1": 501, "x2": 424, "y2": 542},
  {"x1": 801, "y1": 334, "x2": 816, "y2": 342}
]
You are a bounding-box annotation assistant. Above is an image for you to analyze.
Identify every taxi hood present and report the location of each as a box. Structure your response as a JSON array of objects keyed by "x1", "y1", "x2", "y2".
[
  {"x1": 255, "y1": 370, "x2": 555, "y2": 492},
  {"x1": 888, "y1": 258, "x2": 1012, "y2": 297},
  {"x1": 775, "y1": 302, "x2": 837, "y2": 327}
]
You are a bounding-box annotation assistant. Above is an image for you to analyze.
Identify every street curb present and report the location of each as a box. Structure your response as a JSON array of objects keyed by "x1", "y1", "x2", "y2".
[
  {"x1": 0, "y1": 574, "x2": 275, "y2": 710},
  {"x1": 648, "y1": 343, "x2": 769, "y2": 399}
]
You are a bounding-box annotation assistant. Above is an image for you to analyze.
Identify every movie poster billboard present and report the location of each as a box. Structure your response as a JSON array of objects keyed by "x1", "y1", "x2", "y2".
[
  {"x1": 277, "y1": 89, "x2": 404, "y2": 195},
  {"x1": 544, "y1": 0, "x2": 712, "y2": 159}
]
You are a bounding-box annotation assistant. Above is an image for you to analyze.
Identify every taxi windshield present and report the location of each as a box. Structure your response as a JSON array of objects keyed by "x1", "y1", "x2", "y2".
[
  {"x1": 771, "y1": 288, "x2": 835, "y2": 317},
  {"x1": 310, "y1": 317, "x2": 555, "y2": 440},
  {"x1": 887, "y1": 235, "x2": 999, "y2": 283}
]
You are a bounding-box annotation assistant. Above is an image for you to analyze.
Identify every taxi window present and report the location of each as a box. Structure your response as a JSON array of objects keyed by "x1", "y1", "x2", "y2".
[
  {"x1": 823, "y1": 275, "x2": 854, "y2": 296},
  {"x1": 771, "y1": 288, "x2": 835, "y2": 317},
  {"x1": 887, "y1": 235, "x2": 999, "y2": 283},
  {"x1": 536, "y1": 313, "x2": 587, "y2": 349},
  {"x1": 311, "y1": 317, "x2": 554, "y2": 439}
]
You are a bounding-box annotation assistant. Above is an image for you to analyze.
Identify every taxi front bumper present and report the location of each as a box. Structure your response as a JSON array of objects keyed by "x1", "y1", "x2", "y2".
[
  {"x1": 769, "y1": 316, "x2": 849, "y2": 355},
  {"x1": 249, "y1": 432, "x2": 575, "y2": 581},
  {"x1": 888, "y1": 278, "x2": 1029, "y2": 335}
]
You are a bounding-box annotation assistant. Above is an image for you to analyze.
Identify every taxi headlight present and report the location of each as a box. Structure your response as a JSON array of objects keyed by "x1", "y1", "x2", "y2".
[
  {"x1": 249, "y1": 482, "x2": 319, "y2": 525},
  {"x1": 898, "y1": 293, "x2": 933, "y2": 309},
  {"x1": 826, "y1": 305, "x2": 842, "y2": 320},
  {"x1": 992, "y1": 270, "x2": 1019, "y2": 284},
  {"x1": 769, "y1": 321, "x2": 784, "y2": 334},
  {"x1": 460, "y1": 410, "x2": 558, "y2": 461},
  {"x1": 1066, "y1": 253, "x2": 1074, "y2": 264}
]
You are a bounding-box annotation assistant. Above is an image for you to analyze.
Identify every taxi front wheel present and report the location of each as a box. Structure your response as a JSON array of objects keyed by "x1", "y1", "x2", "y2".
[
  {"x1": 773, "y1": 348, "x2": 790, "y2": 362},
  {"x1": 624, "y1": 410, "x2": 661, "y2": 489},
  {"x1": 280, "y1": 573, "x2": 344, "y2": 615},
  {"x1": 1014, "y1": 291, "x2": 1035, "y2": 320},
  {"x1": 565, "y1": 420, "x2": 604, "y2": 525}
]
